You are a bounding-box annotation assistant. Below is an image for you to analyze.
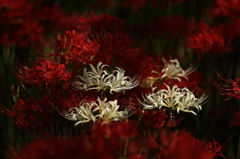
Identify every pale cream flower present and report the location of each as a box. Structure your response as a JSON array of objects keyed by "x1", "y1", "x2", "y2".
[
  {"x1": 72, "y1": 62, "x2": 111, "y2": 91},
  {"x1": 63, "y1": 98, "x2": 131, "y2": 126},
  {"x1": 96, "y1": 98, "x2": 131, "y2": 124},
  {"x1": 138, "y1": 77, "x2": 156, "y2": 88},
  {"x1": 71, "y1": 62, "x2": 140, "y2": 93},
  {"x1": 109, "y1": 67, "x2": 140, "y2": 94},
  {"x1": 63, "y1": 100, "x2": 98, "y2": 126},
  {"x1": 161, "y1": 59, "x2": 197, "y2": 81},
  {"x1": 139, "y1": 84, "x2": 208, "y2": 115}
]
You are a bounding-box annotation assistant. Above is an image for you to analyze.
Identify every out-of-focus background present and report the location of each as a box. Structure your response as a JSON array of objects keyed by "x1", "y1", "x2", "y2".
[{"x1": 0, "y1": 0, "x2": 240, "y2": 158}]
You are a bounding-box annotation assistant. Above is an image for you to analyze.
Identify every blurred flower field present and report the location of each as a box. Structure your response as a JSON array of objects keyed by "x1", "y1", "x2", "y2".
[{"x1": 0, "y1": 0, "x2": 240, "y2": 158}]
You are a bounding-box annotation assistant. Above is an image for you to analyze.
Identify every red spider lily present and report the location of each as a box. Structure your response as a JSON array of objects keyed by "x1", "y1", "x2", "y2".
[
  {"x1": 1, "y1": 98, "x2": 56, "y2": 132},
  {"x1": 7, "y1": 121, "x2": 145, "y2": 159},
  {"x1": 52, "y1": 29, "x2": 145, "y2": 75},
  {"x1": 199, "y1": 139, "x2": 226, "y2": 159},
  {"x1": 186, "y1": 22, "x2": 229, "y2": 55},
  {"x1": 112, "y1": 52, "x2": 159, "y2": 81},
  {"x1": 231, "y1": 111, "x2": 240, "y2": 127},
  {"x1": 124, "y1": 54, "x2": 169, "y2": 87},
  {"x1": 53, "y1": 91, "x2": 97, "y2": 113},
  {"x1": 14, "y1": 58, "x2": 71, "y2": 91},
  {"x1": 52, "y1": 30, "x2": 99, "y2": 66},
  {"x1": 0, "y1": 0, "x2": 44, "y2": 47},
  {"x1": 141, "y1": 109, "x2": 169, "y2": 129},
  {"x1": 213, "y1": 73, "x2": 240, "y2": 100},
  {"x1": 92, "y1": 29, "x2": 144, "y2": 66},
  {"x1": 79, "y1": 121, "x2": 144, "y2": 158},
  {"x1": 7, "y1": 137, "x2": 85, "y2": 159},
  {"x1": 0, "y1": 0, "x2": 81, "y2": 47},
  {"x1": 0, "y1": 0, "x2": 111, "y2": 47},
  {"x1": 157, "y1": 130, "x2": 224, "y2": 159},
  {"x1": 209, "y1": 0, "x2": 240, "y2": 18},
  {"x1": 91, "y1": 120, "x2": 138, "y2": 139}
]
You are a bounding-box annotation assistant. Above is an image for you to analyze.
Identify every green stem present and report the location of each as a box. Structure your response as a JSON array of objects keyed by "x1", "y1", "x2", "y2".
[
  {"x1": 100, "y1": 90, "x2": 106, "y2": 100},
  {"x1": 123, "y1": 138, "x2": 129, "y2": 156},
  {"x1": 154, "y1": 78, "x2": 166, "y2": 92}
]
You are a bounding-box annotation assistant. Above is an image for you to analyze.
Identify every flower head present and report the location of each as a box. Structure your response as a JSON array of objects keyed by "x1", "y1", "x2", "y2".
[
  {"x1": 52, "y1": 30, "x2": 99, "y2": 65},
  {"x1": 14, "y1": 58, "x2": 71, "y2": 90},
  {"x1": 71, "y1": 62, "x2": 140, "y2": 93},
  {"x1": 62, "y1": 98, "x2": 131, "y2": 125},
  {"x1": 139, "y1": 84, "x2": 208, "y2": 115},
  {"x1": 210, "y1": 0, "x2": 240, "y2": 18},
  {"x1": 161, "y1": 59, "x2": 197, "y2": 81},
  {"x1": 158, "y1": 130, "x2": 224, "y2": 159},
  {"x1": 213, "y1": 73, "x2": 240, "y2": 100},
  {"x1": 64, "y1": 100, "x2": 98, "y2": 126},
  {"x1": 1, "y1": 98, "x2": 56, "y2": 132},
  {"x1": 108, "y1": 67, "x2": 140, "y2": 93}
]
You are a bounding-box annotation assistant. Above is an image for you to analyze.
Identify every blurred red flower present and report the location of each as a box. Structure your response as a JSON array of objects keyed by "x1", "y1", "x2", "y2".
[
  {"x1": 210, "y1": 0, "x2": 240, "y2": 18},
  {"x1": 1, "y1": 98, "x2": 55, "y2": 132},
  {"x1": 186, "y1": 22, "x2": 229, "y2": 55},
  {"x1": 52, "y1": 30, "x2": 99, "y2": 67},
  {"x1": 7, "y1": 121, "x2": 146, "y2": 159},
  {"x1": 158, "y1": 130, "x2": 224, "y2": 159},
  {"x1": 213, "y1": 74, "x2": 240, "y2": 100},
  {"x1": 14, "y1": 58, "x2": 71, "y2": 91}
]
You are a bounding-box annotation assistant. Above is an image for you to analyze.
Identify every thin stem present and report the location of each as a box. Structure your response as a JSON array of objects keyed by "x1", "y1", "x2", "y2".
[
  {"x1": 169, "y1": 109, "x2": 176, "y2": 127},
  {"x1": 162, "y1": 109, "x2": 176, "y2": 129},
  {"x1": 134, "y1": 114, "x2": 143, "y2": 130},
  {"x1": 154, "y1": 78, "x2": 165, "y2": 92},
  {"x1": 100, "y1": 90, "x2": 106, "y2": 100},
  {"x1": 237, "y1": 133, "x2": 240, "y2": 159},
  {"x1": 123, "y1": 138, "x2": 129, "y2": 156}
]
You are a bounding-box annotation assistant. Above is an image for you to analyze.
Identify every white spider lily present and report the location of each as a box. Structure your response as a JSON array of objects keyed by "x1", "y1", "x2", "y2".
[
  {"x1": 109, "y1": 67, "x2": 140, "y2": 94},
  {"x1": 139, "y1": 77, "x2": 156, "y2": 88},
  {"x1": 161, "y1": 59, "x2": 197, "y2": 81},
  {"x1": 63, "y1": 98, "x2": 131, "y2": 126},
  {"x1": 63, "y1": 100, "x2": 99, "y2": 126},
  {"x1": 71, "y1": 62, "x2": 140, "y2": 93},
  {"x1": 72, "y1": 62, "x2": 111, "y2": 91},
  {"x1": 96, "y1": 98, "x2": 131, "y2": 124},
  {"x1": 139, "y1": 84, "x2": 208, "y2": 115}
]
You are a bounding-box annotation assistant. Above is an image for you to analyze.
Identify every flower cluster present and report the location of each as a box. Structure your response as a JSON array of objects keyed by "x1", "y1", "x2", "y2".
[
  {"x1": 1, "y1": 98, "x2": 55, "y2": 131},
  {"x1": 71, "y1": 62, "x2": 140, "y2": 93},
  {"x1": 139, "y1": 58, "x2": 197, "y2": 88},
  {"x1": 7, "y1": 123, "x2": 223, "y2": 159},
  {"x1": 14, "y1": 58, "x2": 71, "y2": 90},
  {"x1": 187, "y1": 25, "x2": 228, "y2": 54},
  {"x1": 139, "y1": 84, "x2": 208, "y2": 115},
  {"x1": 3, "y1": 0, "x2": 238, "y2": 158},
  {"x1": 160, "y1": 59, "x2": 197, "y2": 81},
  {"x1": 52, "y1": 30, "x2": 99, "y2": 66},
  {"x1": 60, "y1": 61, "x2": 140, "y2": 125},
  {"x1": 63, "y1": 98, "x2": 131, "y2": 125}
]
